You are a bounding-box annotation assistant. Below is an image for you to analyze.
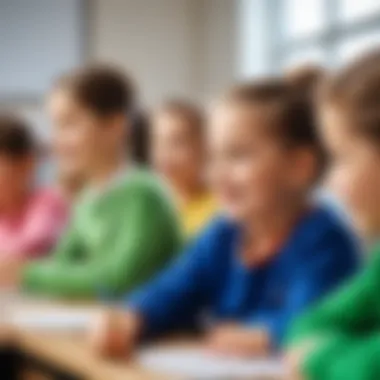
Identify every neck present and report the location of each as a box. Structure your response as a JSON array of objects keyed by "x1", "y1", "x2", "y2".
[
  {"x1": 173, "y1": 179, "x2": 207, "y2": 204},
  {"x1": 87, "y1": 153, "x2": 126, "y2": 189},
  {"x1": 242, "y1": 199, "x2": 308, "y2": 265}
]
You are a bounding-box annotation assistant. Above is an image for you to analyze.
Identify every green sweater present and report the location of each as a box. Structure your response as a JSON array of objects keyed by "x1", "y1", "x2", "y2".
[
  {"x1": 287, "y1": 246, "x2": 380, "y2": 380},
  {"x1": 22, "y1": 169, "x2": 182, "y2": 298}
]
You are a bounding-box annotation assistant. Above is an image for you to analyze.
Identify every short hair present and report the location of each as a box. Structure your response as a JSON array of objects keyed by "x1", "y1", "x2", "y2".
[
  {"x1": 222, "y1": 78, "x2": 325, "y2": 176},
  {"x1": 54, "y1": 64, "x2": 136, "y2": 117},
  {"x1": 0, "y1": 113, "x2": 37, "y2": 159},
  {"x1": 155, "y1": 99, "x2": 204, "y2": 138},
  {"x1": 321, "y1": 48, "x2": 380, "y2": 144}
]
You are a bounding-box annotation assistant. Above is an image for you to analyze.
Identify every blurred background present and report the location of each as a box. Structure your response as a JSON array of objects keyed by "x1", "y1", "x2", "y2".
[{"x1": 1, "y1": 0, "x2": 380, "y2": 143}]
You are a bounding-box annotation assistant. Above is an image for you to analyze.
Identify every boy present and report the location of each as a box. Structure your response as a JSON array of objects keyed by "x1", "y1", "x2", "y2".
[{"x1": 0, "y1": 65, "x2": 181, "y2": 298}]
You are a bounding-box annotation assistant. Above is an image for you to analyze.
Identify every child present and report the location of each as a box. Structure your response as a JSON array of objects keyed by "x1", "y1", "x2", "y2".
[
  {"x1": 0, "y1": 114, "x2": 67, "y2": 260},
  {"x1": 151, "y1": 100, "x2": 217, "y2": 238},
  {"x1": 88, "y1": 79, "x2": 359, "y2": 358},
  {"x1": 286, "y1": 50, "x2": 380, "y2": 380},
  {"x1": 0, "y1": 65, "x2": 181, "y2": 297}
]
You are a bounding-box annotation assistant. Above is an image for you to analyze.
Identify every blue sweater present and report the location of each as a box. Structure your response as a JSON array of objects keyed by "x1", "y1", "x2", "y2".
[{"x1": 128, "y1": 206, "x2": 359, "y2": 346}]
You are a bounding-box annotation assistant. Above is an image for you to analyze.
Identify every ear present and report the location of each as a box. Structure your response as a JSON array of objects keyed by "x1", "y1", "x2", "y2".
[
  {"x1": 20, "y1": 155, "x2": 36, "y2": 179},
  {"x1": 108, "y1": 114, "x2": 128, "y2": 138},
  {"x1": 290, "y1": 148, "x2": 318, "y2": 188}
]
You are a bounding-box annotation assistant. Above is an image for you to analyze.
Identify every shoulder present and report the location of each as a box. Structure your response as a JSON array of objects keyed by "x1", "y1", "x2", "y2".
[
  {"x1": 30, "y1": 188, "x2": 68, "y2": 213},
  {"x1": 189, "y1": 214, "x2": 239, "y2": 253},
  {"x1": 295, "y1": 205, "x2": 360, "y2": 267},
  {"x1": 300, "y1": 205, "x2": 357, "y2": 247},
  {"x1": 117, "y1": 168, "x2": 169, "y2": 199}
]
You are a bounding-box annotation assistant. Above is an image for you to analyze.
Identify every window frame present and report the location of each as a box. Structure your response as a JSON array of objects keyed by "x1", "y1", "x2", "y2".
[{"x1": 266, "y1": 0, "x2": 380, "y2": 71}]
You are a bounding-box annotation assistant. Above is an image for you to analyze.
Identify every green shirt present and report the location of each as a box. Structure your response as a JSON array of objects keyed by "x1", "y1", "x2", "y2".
[
  {"x1": 287, "y1": 246, "x2": 380, "y2": 380},
  {"x1": 22, "y1": 169, "x2": 182, "y2": 298}
]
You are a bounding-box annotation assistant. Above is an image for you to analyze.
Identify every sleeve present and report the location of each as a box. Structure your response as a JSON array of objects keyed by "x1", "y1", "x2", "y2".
[
  {"x1": 286, "y1": 251, "x2": 380, "y2": 380},
  {"x1": 22, "y1": 188, "x2": 179, "y2": 298},
  {"x1": 249, "y1": 228, "x2": 359, "y2": 347},
  {"x1": 300, "y1": 332, "x2": 380, "y2": 380},
  {"x1": 22, "y1": 221, "x2": 86, "y2": 289},
  {"x1": 127, "y1": 224, "x2": 215, "y2": 336},
  {"x1": 7, "y1": 192, "x2": 68, "y2": 259}
]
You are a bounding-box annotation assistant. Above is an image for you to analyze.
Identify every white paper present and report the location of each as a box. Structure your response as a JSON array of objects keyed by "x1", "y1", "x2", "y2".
[
  {"x1": 138, "y1": 346, "x2": 284, "y2": 379},
  {"x1": 6, "y1": 308, "x2": 99, "y2": 332}
]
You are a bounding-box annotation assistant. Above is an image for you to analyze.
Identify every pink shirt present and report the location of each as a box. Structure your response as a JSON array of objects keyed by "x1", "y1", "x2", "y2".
[{"x1": 0, "y1": 189, "x2": 68, "y2": 260}]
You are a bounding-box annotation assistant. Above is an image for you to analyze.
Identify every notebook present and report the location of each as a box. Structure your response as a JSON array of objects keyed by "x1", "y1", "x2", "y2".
[
  {"x1": 138, "y1": 346, "x2": 284, "y2": 379},
  {"x1": 5, "y1": 307, "x2": 100, "y2": 332}
]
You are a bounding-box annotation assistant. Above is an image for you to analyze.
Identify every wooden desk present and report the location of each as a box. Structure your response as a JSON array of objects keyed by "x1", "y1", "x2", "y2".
[
  {"x1": 9, "y1": 330, "x2": 171, "y2": 380},
  {"x1": 0, "y1": 295, "x2": 172, "y2": 380},
  {"x1": 0, "y1": 294, "x2": 282, "y2": 380}
]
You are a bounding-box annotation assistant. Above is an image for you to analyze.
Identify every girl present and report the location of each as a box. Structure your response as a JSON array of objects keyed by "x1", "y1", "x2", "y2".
[
  {"x1": 0, "y1": 114, "x2": 67, "y2": 260},
  {"x1": 286, "y1": 49, "x2": 380, "y2": 380},
  {"x1": 88, "y1": 79, "x2": 358, "y2": 358},
  {"x1": 151, "y1": 100, "x2": 217, "y2": 238},
  {"x1": 0, "y1": 64, "x2": 181, "y2": 297}
]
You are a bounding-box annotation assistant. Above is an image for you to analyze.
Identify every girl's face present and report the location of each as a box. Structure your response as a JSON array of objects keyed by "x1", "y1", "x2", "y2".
[
  {"x1": 48, "y1": 88, "x2": 124, "y2": 181},
  {"x1": 151, "y1": 112, "x2": 204, "y2": 191},
  {"x1": 208, "y1": 103, "x2": 315, "y2": 222},
  {"x1": 320, "y1": 104, "x2": 380, "y2": 239}
]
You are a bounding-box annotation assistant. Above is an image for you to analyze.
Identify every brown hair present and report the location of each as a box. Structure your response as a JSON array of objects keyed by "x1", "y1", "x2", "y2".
[
  {"x1": 54, "y1": 64, "x2": 136, "y2": 117},
  {"x1": 321, "y1": 49, "x2": 380, "y2": 143},
  {"x1": 155, "y1": 99, "x2": 204, "y2": 139},
  {"x1": 287, "y1": 64, "x2": 326, "y2": 102},
  {"x1": 223, "y1": 78, "x2": 325, "y2": 175},
  {"x1": 0, "y1": 113, "x2": 37, "y2": 159}
]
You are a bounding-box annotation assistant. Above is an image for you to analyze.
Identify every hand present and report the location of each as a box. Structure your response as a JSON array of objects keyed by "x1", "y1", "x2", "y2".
[
  {"x1": 205, "y1": 324, "x2": 270, "y2": 357},
  {"x1": 0, "y1": 259, "x2": 24, "y2": 288},
  {"x1": 284, "y1": 340, "x2": 317, "y2": 380},
  {"x1": 87, "y1": 309, "x2": 142, "y2": 358}
]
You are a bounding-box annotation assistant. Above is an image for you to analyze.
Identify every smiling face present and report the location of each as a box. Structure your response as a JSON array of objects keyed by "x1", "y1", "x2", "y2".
[
  {"x1": 48, "y1": 87, "x2": 125, "y2": 182},
  {"x1": 320, "y1": 103, "x2": 380, "y2": 239},
  {"x1": 151, "y1": 108, "x2": 204, "y2": 193},
  {"x1": 207, "y1": 101, "x2": 317, "y2": 223}
]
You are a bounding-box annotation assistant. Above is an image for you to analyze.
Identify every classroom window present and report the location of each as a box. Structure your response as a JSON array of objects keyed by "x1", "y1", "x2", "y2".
[
  {"x1": 282, "y1": 0, "x2": 325, "y2": 40},
  {"x1": 241, "y1": 0, "x2": 380, "y2": 74}
]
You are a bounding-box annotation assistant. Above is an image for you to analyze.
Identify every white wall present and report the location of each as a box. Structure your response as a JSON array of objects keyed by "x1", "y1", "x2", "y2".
[
  {"x1": 91, "y1": 0, "x2": 238, "y2": 106},
  {"x1": 4, "y1": 0, "x2": 239, "y2": 144}
]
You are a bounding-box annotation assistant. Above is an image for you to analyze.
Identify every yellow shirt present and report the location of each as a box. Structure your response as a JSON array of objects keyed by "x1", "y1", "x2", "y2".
[{"x1": 179, "y1": 192, "x2": 217, "y2": 239}]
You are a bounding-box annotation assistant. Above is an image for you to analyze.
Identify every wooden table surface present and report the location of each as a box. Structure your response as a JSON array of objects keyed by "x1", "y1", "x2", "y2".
[
  {"x1": 0, "y1": 293, "x2": 174, "y2": 380},
  {"x1": 0, "y1": 292, "x2": 283, "y2": 380},
  {"x1": 9, "y1": 330, "x2": 172, "y2": 380}
]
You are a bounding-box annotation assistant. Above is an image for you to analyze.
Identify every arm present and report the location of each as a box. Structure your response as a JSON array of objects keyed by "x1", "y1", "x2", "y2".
[
  {"x1": 206, "y1": 230, "x2": 359, "y2": 357},
  {"x1": 286, "y1": 250, "x2": 380, "y2": 380},
  {"x1": 260, "y1": 229, "x2": 359, "y2": 347},
  {"x1": 21, "y1": 222, "x2": 85, "y2": 290},
  {"x1": 22, "y1": 188, "x2": 180, "y2": 298},
  {"x1": 6, "y1": 193, "x2": 68, "y2": 259},
  {"x1": 127, "y1": 223, "x2": 216, "y2": 336}
]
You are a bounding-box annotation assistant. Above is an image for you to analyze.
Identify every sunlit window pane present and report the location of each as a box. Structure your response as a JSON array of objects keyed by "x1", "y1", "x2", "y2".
[
  {"x1": 336, "y1": 31, "x2": 380, "y2": 64},
  {"x1": 282, "y1": 0, "x2": 325, "y2": 40},
  {"x1": 338, "y1": 0, "x2": 380, "y2": 23}
]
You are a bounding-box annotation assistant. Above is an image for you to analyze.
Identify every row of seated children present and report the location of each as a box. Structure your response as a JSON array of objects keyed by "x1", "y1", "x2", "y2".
[
  {"x1": 84, "y1": 69, "x2": 360, "y2": 358},
  {"x1": 0, "y1": 51, "x2": 375, "y2": 379}
]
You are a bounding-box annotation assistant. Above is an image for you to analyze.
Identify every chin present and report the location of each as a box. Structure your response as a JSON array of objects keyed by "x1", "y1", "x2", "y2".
[
  {"x1": 353, "y1": 217, "x2": 377, "y2": 242},
  {"x1": 222, "y1": 206, "x2": 247, "y2": 223}
]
